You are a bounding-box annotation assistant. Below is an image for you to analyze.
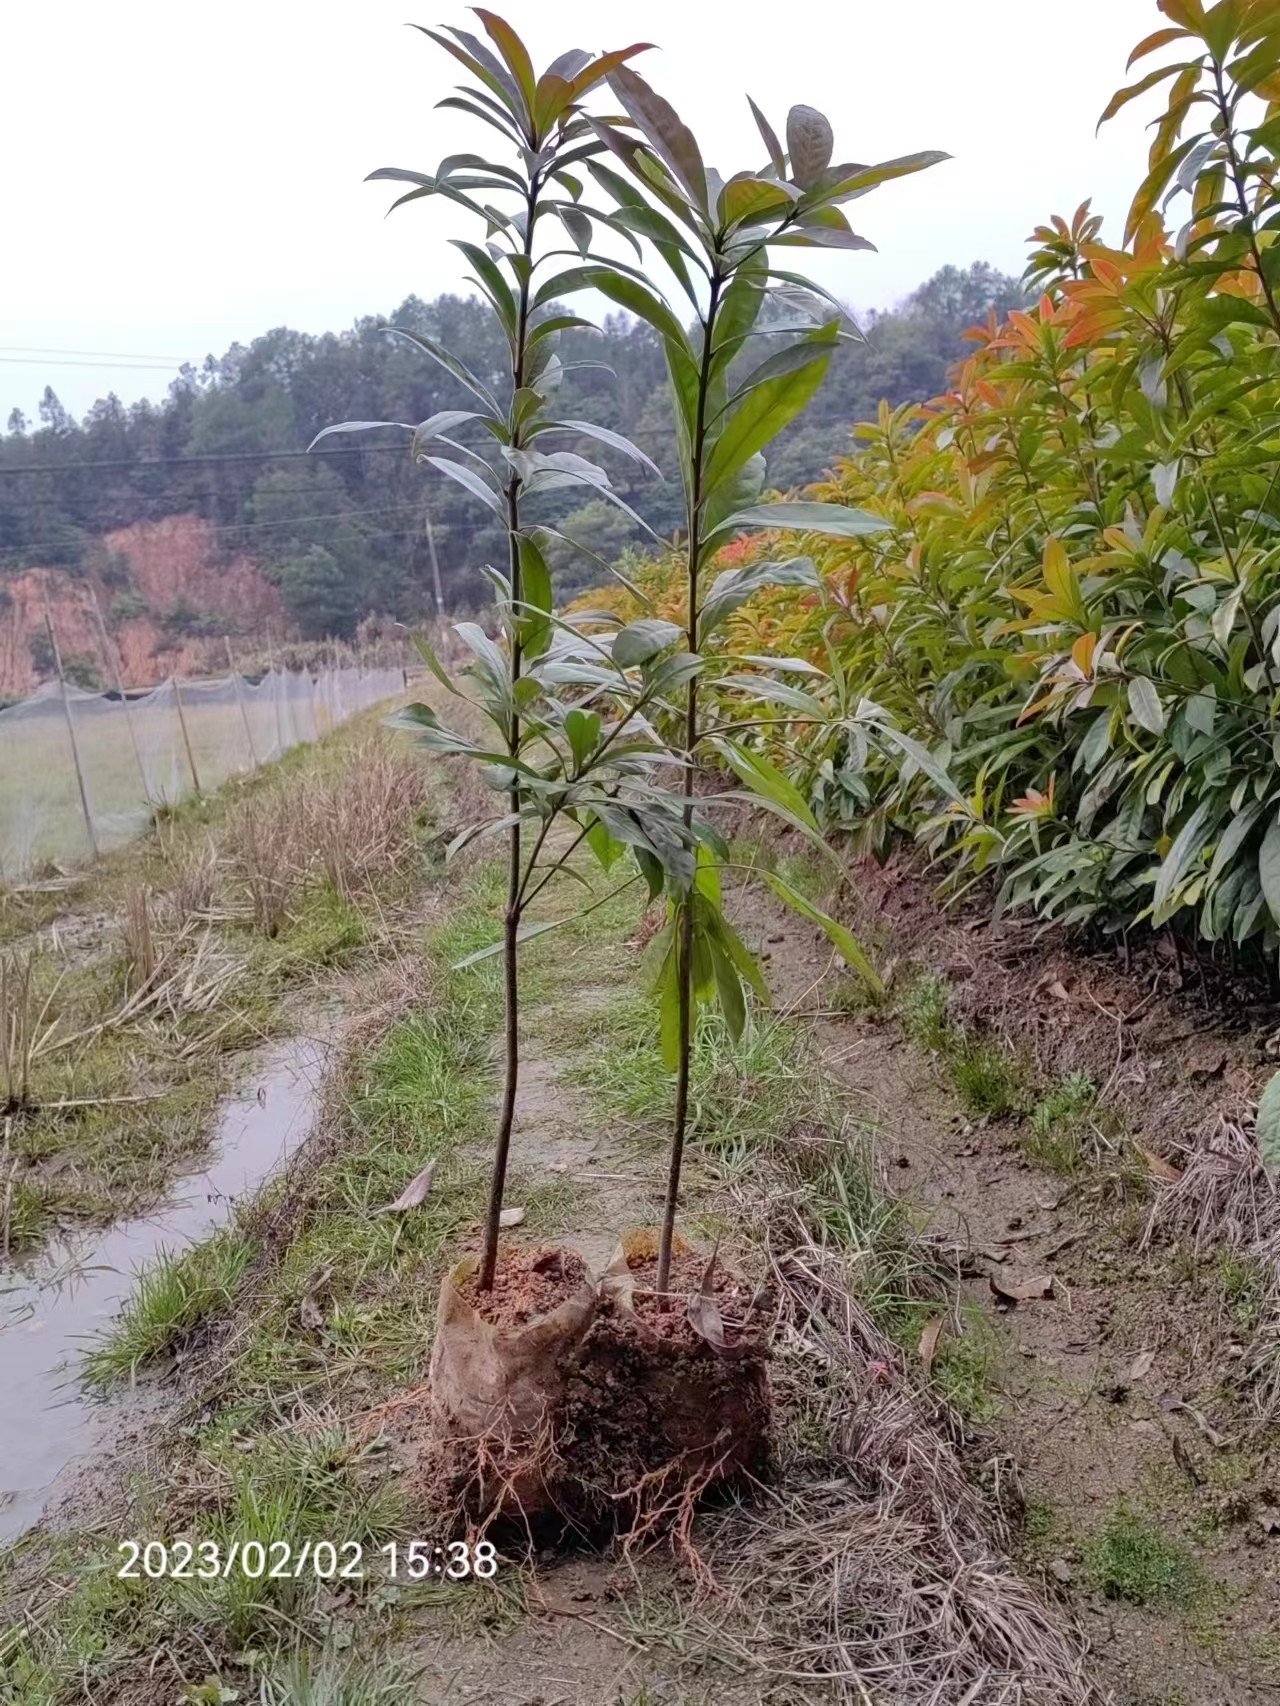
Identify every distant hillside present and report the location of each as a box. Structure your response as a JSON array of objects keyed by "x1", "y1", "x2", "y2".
[
  {"x1": 0, "y1": 263, "x2": 1025, "y2": 671},
  {"x1": 0, "y1": 517, "x2": 284, "y2": 696}
]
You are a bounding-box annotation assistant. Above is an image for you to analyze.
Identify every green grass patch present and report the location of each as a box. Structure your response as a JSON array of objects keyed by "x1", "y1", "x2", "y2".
[
  {"x1": 1217, "y1": 1250, "x2": 1266, "y2": 1332},
  {"x1": 949, "y1": 1035, "x2": 1020, "y2": 1119},
  {"x1": 1083, "y1": 1504, "x2": 1201, "y2": 1606},
  {"x1": 83, "y1": 1228, "x2": 256, "y2": 1387},
  {"x1": 1024, "y1": 1071, "x2": 1096, "y2": 1173},
  {"x1": 899, "y1": 972, "x2": 951, "y2": 1052}
]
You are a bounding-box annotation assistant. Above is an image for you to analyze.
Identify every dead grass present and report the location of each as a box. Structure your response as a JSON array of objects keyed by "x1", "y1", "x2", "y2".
[
  {"x1": 668, "y1": 1223, "x2": 1102, "y2": 1705},
  {"x1": 1144, "y1": 1112, "x2": 1280, "y2": 1420}
]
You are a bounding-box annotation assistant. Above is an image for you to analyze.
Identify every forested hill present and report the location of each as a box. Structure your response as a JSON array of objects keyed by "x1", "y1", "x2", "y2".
[{"x1": 0, "y1": 263, "x2": 1023, "y2": 640}]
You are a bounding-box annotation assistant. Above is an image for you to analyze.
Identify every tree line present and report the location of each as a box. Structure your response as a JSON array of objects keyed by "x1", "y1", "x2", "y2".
[{"x1": 0, "y1": 262, "x2": 1024, "y2": 639}]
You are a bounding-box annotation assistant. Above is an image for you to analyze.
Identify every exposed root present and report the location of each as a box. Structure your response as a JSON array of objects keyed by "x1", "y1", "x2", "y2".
[{"x1": 1145, "y1": 1112, "x2": 1280, "y2": 1420}]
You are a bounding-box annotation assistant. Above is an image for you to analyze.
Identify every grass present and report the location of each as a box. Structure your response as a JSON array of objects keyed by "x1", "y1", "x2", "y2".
[
  {"x1": 1083, "y1": 1504, "x2": 1201, "y2": 1606},
  {"x1": 898, "y1": 972, "x2": 951, "y2": 1053},
  {"x1": 1218, "y1": 1250, "x2": 1266, "y2": 1331},
  {"x1": 897, "y1": 971, "x2": 1023, "y2": 1118},
  {"x1": 949, "y1": 1035, "x2": 1019, "y2": 1118},
  {"x1": 0, "y1": 720, "x2": 433, "y2": 1254},
  {"x1": 83, "y1": 1228, "x2": 256, "y2": 1387},
  {"x1": 1024, "y1": 1071, "x2": 1097, "y2": 1174}
]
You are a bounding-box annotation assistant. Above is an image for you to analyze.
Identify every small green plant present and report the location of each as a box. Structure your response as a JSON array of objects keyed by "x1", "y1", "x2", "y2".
[
  {"x1": 899, "y1": 972, "x2": 950, "y2": 1052},
  {"x1": 1218, "y1": 1250, "x2": 1266, "y2": 1332},
  {"x1": 1023, "y1": 1070, "x2": 1097, "y2": 1171},
  {"x1": 949, "y1": 1036, "x2": 1019, "y2": 1118},
  {"x1": 1083, "y1": 1504, "x2": 1200, "y2": 1606}
]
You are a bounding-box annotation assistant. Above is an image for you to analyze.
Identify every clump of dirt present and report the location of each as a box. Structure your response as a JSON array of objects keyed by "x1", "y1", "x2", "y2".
[{"x1": 459, "y1": 1244, "x2": 588, "y2": 1329}]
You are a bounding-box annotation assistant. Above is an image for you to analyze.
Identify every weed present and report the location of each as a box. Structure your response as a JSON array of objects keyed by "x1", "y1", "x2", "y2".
[
  {"x1": 949, "y1": 1036, "x2": 1019, "y2": 1118},
  {"x1": 898, "y1": 972, "x2": 950, "y2": 1052},
  {"x1": 83, "y1": 1228, "x2": 255, "y2": 1386},
  {"x1": 1083, "y1": 1504, "x2": 1200, "y2": 1605},
  {"x1": 1217, "y1": 1251, "x2": 1265, "y2": 1332},
  {"x1": 1023, "y1": 1071, "x2": 1097, "y2": 1173}
]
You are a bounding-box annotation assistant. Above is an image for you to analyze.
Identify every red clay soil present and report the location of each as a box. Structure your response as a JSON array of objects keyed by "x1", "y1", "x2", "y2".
[
  {"x1": 459, "y1": 1244, "x2": 588, "y2": 1329},
  {"x1": 624, "y1": 1249, "x2": 758, "y2": 1350}
]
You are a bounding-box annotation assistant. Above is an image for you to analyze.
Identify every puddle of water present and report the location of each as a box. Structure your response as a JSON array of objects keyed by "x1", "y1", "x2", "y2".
[{"x1": 0, "y1": 1036, "x2": 327, "y2": 1544}]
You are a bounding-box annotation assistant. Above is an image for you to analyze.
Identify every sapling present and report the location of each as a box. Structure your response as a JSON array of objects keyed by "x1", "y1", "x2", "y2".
[
  {"x1": 584, "y1": 72, "x2": 946, "y2": 1285},
  {"x1": 316, "y1": 14, "x2": 712, "y2": 1291}
]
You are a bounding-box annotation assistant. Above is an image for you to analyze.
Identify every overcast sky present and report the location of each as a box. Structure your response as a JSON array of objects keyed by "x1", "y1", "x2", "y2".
[{"x1": 3, "y1": 0, "x2": 1161, "y2": 423}]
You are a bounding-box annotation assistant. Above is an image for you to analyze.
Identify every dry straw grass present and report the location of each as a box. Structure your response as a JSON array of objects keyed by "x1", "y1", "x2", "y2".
[
  {"x1": 1145, "y1": 1111, "x2": 1280, "y2": 1420},
  {"x1": 222, "y1": 737, "x2": 427, "y2": 934},
  {"x1": 673, "y1": 1215, "x2": 1105, "y2": 1706}
]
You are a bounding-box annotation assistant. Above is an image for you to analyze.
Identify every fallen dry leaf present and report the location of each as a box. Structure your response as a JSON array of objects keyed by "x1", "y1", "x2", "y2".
[
  {"x1": 1137, "y1": 1144, "x2": 1183, "y2": 1184},
  {"x1": 1048, "y1": 979, "x2": 1071, "y2": 1002},
  {"x1": 498, "y1": 1205, "x2": 526, "y2": 1229},
  {"x1": 377, "y1": 1159, "x2": 437, "y2": 1214},
  {"x1": 918, "y1": 1316, "x2": 944, "y2": 1378},
  {"x1": 989, "y1": 1273, "x2": 1054, "y2": 1305},
  {"x1": 1163, "y1": 1396, "x2": 1230, "y2": 1448},
  {"x1": 299, "y1": 1263, "x2": 333, "y2": 1331},
  {"x1": 686, "y1": 1244, "x2": 726, "y2": 1350},
  {"x1": 1129, "y1": 1349, "x2": 1155, "y2": 1382}
]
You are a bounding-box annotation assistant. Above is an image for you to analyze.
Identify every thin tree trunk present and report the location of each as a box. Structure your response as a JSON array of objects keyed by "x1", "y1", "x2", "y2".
[
  {"x1": 656, "y1": 271, "x2": 724, "y2": 1292},
  {"x1": 477, "y1": 179, "x2": 539, "y2": 1293}
]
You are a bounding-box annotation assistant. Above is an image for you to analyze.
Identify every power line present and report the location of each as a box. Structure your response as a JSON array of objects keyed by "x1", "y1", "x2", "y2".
[
  {"x1": 0, "y1": 344, "x2": 192, "y2": 362},
  {"x1": 0, "y1": 500, "x2": 434, "y2": 566},
  {"x1": 0, "y1": 444, "x2": 414, "y2": 475},
  {"x1": 0, "y1": 356, "x2": 184, "y2": 372}
]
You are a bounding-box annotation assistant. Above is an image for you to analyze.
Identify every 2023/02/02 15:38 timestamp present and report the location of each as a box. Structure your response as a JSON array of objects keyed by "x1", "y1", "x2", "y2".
[{"x1": 116, "y1": 1540, "x2": 498, "y2": 1581}]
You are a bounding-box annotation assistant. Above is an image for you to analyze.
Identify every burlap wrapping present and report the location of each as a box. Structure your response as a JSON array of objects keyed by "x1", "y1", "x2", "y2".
[{"x1": 428, "y1": 1252, "x2": 597, "y2": 1517}]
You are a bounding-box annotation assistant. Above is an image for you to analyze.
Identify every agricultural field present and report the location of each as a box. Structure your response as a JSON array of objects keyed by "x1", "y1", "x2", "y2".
[{"x1": 0, "y1": 669, "x2": 401, "y2": 878}]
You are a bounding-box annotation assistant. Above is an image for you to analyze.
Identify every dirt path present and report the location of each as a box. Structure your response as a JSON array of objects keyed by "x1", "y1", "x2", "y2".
[{"x1": 727, "y1": 880, "x2": 1280, "y2": 1706}]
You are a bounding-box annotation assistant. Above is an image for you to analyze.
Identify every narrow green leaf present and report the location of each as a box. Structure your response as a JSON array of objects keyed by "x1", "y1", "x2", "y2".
[{"x1": 758, "y1": 869, "x2": 884, "y2": 997}]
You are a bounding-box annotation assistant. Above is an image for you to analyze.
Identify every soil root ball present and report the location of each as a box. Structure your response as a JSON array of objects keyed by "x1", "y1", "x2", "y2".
[
  {"x1": 566, "y1": 1228, "x2": 773, "y2": 1539},
  {"x1": 428, "y1": 1245, "x2": 596, "y2": 1524}
]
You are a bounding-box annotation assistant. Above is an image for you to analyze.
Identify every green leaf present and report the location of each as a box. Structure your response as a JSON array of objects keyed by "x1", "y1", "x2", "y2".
[
  {"x1": 1152, "y1": 799, "x2": 1217, "y2": 924},
  {"x1": 718, "y1": 175, "x2": 795, "y2": 226},
  {"x1": 703, "y1": 323, "x2": 838, "y2": 496},
  {"x1": 747, "y1": 96, "x2": 786, "y2": 176},
  {"x1": 565, "y1": 706, "x2": 602, "y2": 771},
  {"x1": 606, "y1": 65, "x2": 708, "y2": 212},
  {"x1": 410, "y1": 632, "x2": 459, "y2": 697},
  {"x1": 699, "y1": 556, "x2": 821, "y2": 636},
  {"x1": 823, "y1": 151, "x2": 951, "y2": 199},
  {"x1": 384, "y1": 326, "x2": 502, "y2": 413},
  {"x1": 613, "y1": 618, "x2": 683, "y2": 668},
  {"x1": 1096, "y1": 60, "x2": 1199, "y2": 129},
  {"x1": 421, "y1": 455, "x2": 506, "y2": 517},
  {"x1": 708, "y1": 500, "x2": 889, "y2": 544},
  {"x1": 452, "y1": 919, "x2": 565, "y2": 971},
  {"x1": 308, "y1": 419, "x2": 413, "y2": 450},
  {"x1": 1259, "y1": 815, "x2": 1280, "y2": 927},
  {"x1": 451, "y1": 239, "x2": 518, "y2": 340},
  {"x1": 715, "y1": 737, "x2": 820, "y2": 834},
  {"x1": 786, "y1": 105, "x2": 834, "y2": 186},
  {"x1": 1256, "y1": 1068, "x2": 1280, "y2": 1178},
  {"x1": 758, "y1": 869, "x2": 884, "y2": 997},
  {"x1": 873, "y1": 723, "x2": 968, "y2": 808},
  {"x1": 545, "y1": 418, "x2": 663, "y2": 477},
  {"x1": 1128, "y1": 676, "x2": 1166, "y2": 735},
  {"x1": 707, "y1": 933, "x2": 746, "y2": 1040},
  {"x1": 517, "y1": 534, "x2": 552, "y2": 659}
]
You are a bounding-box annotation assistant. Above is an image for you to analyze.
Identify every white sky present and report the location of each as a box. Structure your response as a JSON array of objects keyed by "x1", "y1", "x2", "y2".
[{"x1": 3, "y1": 0, "x2": 1162, "y2": 423}]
